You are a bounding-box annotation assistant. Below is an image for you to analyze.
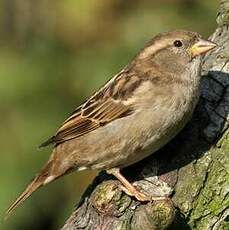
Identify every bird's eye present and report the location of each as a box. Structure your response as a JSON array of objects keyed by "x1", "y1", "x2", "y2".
[{"x1": 174, "y1": 40, "x2": 183, "y2": 47}]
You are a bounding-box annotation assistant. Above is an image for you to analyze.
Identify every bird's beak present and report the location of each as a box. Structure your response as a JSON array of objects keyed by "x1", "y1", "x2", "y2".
[{"x1": 189, "y1": 39, "x2": 217, "y2": 57}]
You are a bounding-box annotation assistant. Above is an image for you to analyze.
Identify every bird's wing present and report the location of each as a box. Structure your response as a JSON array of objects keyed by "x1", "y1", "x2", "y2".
[{"x1": 39, "y1": 71, "x2": 141, "y2": 147}]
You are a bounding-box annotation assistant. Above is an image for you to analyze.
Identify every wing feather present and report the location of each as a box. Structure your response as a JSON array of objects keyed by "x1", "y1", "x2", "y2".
[{"x1": 39, "y1": 71, "x2": 139, "y2": 147}]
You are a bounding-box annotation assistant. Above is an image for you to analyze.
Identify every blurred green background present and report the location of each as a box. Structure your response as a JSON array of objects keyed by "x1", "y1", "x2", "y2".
[{"x1": 0, "y1": 0, "x2": 218, "y2": 229}]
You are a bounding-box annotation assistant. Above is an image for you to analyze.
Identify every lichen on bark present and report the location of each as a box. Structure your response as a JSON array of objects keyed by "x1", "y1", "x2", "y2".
[{"x1": 62, "y1": 1, "x2": 229, "y2": 229}]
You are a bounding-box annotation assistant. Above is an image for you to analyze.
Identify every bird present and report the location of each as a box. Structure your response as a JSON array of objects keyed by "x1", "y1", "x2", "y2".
[{"x1": 5, "y1": 30, "x2": 216, "y2": 218}]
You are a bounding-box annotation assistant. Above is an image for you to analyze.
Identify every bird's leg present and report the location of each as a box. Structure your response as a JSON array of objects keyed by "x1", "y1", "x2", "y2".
[{"x1": 106, "y1": 168, "x2": 164, "y2": 202}]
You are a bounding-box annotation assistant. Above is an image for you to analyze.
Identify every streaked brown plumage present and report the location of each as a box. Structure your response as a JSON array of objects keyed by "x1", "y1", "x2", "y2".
[{"x1": 6, "y1": 30, "x2": 216, "y2": 218}]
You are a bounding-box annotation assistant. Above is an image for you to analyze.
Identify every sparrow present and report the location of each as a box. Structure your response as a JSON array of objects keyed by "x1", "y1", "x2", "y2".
[{"x1": 6, "y1": 30, "x2": 216, "y2": 218}]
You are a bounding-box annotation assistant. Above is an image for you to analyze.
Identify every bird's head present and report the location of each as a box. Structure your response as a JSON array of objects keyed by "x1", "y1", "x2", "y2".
[{"x1": 135, "y1": 30, "x2": 216, "y2": 76}]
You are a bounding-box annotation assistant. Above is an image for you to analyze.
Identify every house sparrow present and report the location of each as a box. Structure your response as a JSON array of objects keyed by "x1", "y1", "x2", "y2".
[{"x1": 6, "y1": 30, "x2": 216, "y2": 217}]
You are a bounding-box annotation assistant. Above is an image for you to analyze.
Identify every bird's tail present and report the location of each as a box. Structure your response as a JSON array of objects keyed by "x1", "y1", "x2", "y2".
[{"x1": 5, "y1": 161, "x2": 56, "y2": 219}]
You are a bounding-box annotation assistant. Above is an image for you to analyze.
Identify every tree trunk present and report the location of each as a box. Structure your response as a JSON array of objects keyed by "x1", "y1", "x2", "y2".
[{"x1": 62, "y1": 1, "x2": 229, "y2": 229}]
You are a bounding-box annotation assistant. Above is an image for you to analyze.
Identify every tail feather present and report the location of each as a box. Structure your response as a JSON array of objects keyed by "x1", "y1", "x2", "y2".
[
  {"x1": 5, "y1": 161, "x2": 56, "y2": 219},
  {"x1": 5, "y1": 176, "x2": 42, "y2": 219}
]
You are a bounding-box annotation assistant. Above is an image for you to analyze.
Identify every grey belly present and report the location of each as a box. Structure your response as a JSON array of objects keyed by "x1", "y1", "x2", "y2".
[
  {"x1": 92, "y1": 114, "x2": 189, "y2": 169},
  {"x1": 57, "y1": 105, "x2": 193, "y2": 171}
]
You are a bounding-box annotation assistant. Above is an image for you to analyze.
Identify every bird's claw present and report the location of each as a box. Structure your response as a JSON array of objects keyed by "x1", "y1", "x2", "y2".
[{"x1": 120, "y1": 184, "x2": 166, "y2": 202}]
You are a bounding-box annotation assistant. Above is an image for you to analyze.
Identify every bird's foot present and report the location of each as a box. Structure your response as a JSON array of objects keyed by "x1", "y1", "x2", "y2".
[
  {"x1": 120, "y1": 184, "x2": 151, "y2": 202},
  {"x1": 106, "y1": 168, "x2": 167, "y2": 202},
  {"x1": 120, "y1": 184, "x2": 166, "y2": 202}
]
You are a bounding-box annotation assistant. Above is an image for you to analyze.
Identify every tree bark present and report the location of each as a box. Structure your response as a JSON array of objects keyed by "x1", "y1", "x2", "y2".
[{"x1": 62, "y1": 1, "x2": 229, "y2": 229}]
